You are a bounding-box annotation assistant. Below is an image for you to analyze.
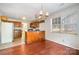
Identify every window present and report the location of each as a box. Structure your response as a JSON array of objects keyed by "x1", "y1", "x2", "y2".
[
  {"x1": 51, "y1": 17, "x2": 61, "y2": 32},
  {"x1": 51, "y1": 16, "x2": 77, "y2": 34}
]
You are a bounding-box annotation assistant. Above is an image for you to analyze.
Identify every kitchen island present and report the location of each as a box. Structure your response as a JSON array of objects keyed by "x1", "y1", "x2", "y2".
[{"x1": 25, "y1": 31, "x2": 45, "y2": 44}]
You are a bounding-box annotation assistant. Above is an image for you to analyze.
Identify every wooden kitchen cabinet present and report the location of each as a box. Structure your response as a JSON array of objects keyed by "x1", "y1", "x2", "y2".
[
  {"x1": 13, "y1": 30, "x2": 22, "y2": 39},
  {"x1": 0, "y1": 16, "x2": 8, "y2": 21},
  {"x1": 13, "y1": 22, "x2": 22, "y2": 27},
  {"x1": 25, "y1": 31, "x2": 45, "y2": 44}
]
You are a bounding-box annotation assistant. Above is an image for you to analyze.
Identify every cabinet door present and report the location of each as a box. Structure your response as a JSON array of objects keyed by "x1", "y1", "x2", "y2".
[
  {"x1": 38, "y1": 31, "x2": 45, "y2": 41},
  {"x1": 26, "y1": 32, "x2": 36, "y2": 44},
  {"x1": 26, "y1": 31, "x2": 45, "y2": 44}
]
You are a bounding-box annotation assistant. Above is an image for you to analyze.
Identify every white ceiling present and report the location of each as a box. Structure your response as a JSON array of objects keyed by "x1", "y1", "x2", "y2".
[{"x1": 0, "y1": 3, "x2": 77, "y2": 21}]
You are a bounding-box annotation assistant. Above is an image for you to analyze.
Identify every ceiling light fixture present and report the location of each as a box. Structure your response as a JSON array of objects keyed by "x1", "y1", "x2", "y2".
[
  {"x1": 35, "y1": 3, "x2": 49, "y2": 20},
  {"x1": 22, "y1": 16, "x2": 26, "y2": 20}
]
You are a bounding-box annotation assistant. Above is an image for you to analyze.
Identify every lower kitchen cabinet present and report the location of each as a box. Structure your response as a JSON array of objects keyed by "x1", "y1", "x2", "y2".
[{"x1": 25, "y1": 31, "x2": 45, "y2": 44}]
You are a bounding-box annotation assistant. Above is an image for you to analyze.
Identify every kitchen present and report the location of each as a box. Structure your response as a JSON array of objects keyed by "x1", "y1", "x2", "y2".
[
  {"x1": 0, "y1": 3, "x2": 79, "y2": 55},
  {"x1": 0, "y1": 15, "x2": 45, "y2": 49}
]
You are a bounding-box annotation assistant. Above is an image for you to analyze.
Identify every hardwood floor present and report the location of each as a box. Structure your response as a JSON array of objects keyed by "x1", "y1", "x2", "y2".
[{"x1": 0, "y1": 40, "x2": 79, "y2": 55}]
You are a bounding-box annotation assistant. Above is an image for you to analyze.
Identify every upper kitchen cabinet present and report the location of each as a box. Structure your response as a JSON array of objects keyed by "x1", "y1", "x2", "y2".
[
  {"x1": 0, "y1": 16, "x2": 8, "y2": 21},
  {"x1": 13, "y1": 22, "x2": 22, "y2": 28},
  {"x1": 29, "y1": 20, "x2": 45, "y2": 30}
]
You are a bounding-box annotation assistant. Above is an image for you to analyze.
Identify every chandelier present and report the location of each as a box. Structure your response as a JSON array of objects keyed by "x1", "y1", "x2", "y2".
[{"x1": 35, "y1": 4, "x2": 49, "y2": 20}]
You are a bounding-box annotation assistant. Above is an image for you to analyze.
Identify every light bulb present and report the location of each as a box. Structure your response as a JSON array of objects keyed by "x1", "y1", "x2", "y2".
[
  {"x1": 38, "y1": 16, "x2": 42, "y2": 19},
  {"x1": 22, "y1": 16, "x2": 26, "y2": 20},
  {"x1": 39, "y1": 10, "x2": 43, "y2": 15},
  {"x1": 45, "y1": 12, "x2": 49, "y2": 16}
]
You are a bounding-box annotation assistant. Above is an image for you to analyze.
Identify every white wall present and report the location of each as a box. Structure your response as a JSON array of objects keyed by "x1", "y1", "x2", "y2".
[
  {"x1": 39, "y1": 23, "x2": 45, "y2": 31},
  {"x1": 40, "y1": 5, "x2": 79, "y2": 50}
]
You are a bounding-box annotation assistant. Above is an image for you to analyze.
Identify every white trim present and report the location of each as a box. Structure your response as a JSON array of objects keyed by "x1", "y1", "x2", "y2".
[{"x1": 50, "y1": 18, "x2": 52, "y2": 32}]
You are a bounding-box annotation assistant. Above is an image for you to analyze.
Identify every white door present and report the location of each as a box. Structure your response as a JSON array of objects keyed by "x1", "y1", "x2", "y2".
[{"x1": 1, "y1": 22, "x2": 14, "y2": 43}]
